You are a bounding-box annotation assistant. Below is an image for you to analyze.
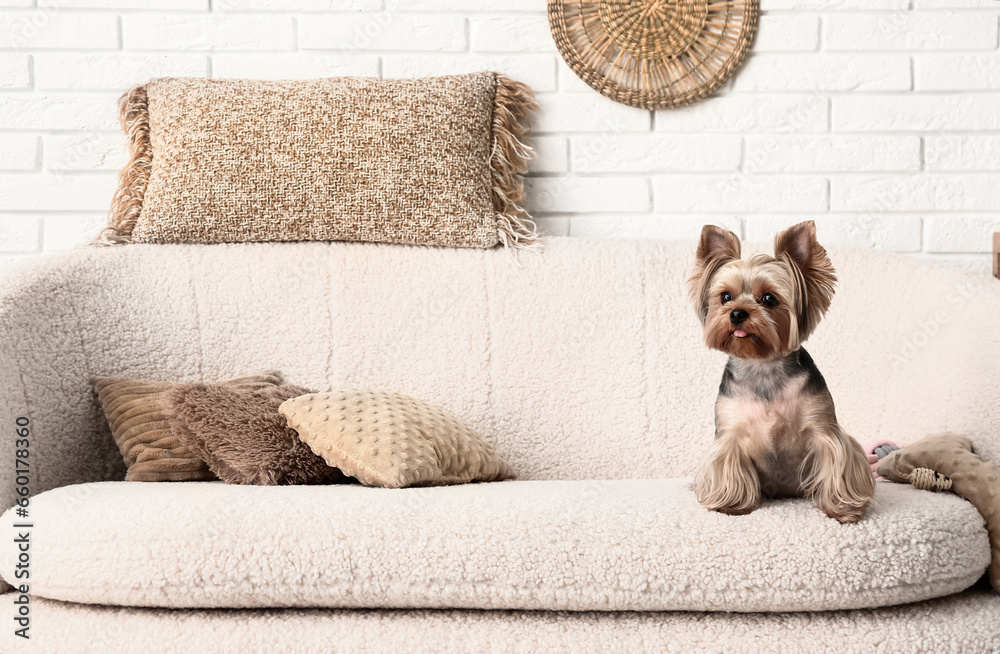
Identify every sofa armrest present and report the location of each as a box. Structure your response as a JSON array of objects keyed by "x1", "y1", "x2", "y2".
[
  {"x1": 0, "y1": 255, "x2": 128, "y2": 517},
  {"x1": 0, "y1": 257, "x2": 99, "y2": 595},
  {"x1": 0, "y1": 304, "x2": 28, "y2": 596}
]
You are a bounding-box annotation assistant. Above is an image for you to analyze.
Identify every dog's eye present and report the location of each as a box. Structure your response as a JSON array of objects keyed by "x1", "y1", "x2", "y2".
[
  {"x1": 760, "y1": 293, "x2": 779, "y2": 307},
  {"x1": 721, "y1": 292, "x2": 733, "y2": 304}
]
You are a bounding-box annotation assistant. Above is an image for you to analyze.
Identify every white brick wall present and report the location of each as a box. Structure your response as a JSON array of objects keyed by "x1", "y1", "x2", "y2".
[{"x1": 0, "y1": 0, "x2": 997, "y2": 272}]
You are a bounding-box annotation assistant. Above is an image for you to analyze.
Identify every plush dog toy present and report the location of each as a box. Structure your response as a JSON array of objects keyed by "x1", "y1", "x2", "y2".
[{"x1": 877, "y1": 433, "x2": 1000, "y2": 592}]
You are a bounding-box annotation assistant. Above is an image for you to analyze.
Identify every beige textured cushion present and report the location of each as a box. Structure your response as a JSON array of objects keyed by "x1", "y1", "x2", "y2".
[
  {"x1": 279, "y1": 390, "x2": 515, "y2": 488},
  {"x1": 93, "y1": 371, "x2": 282, "y2": 482},
  {"x1": 100, "y1": 73, "x2": 538, "y2": 251}
]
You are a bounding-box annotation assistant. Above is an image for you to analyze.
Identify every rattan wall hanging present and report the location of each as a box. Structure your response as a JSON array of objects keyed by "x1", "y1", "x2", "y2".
[{"x1": 549, "y1": 0, "x2": 759, "y2": 110}]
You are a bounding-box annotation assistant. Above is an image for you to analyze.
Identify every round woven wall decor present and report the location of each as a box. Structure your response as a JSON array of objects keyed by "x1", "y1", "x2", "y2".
[{"x1": 549, "y1": 0, "x2": 759, "y2": 110}]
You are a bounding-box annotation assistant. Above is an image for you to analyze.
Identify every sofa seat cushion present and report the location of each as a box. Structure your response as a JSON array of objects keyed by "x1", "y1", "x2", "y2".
[{"x1": 0, "y1": 479, "x2": 988, "y2": 612}]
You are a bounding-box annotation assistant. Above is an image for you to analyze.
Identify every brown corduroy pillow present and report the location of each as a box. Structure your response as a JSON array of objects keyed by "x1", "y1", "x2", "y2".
[
  {"x1": 93, "y1": 371, "x2": 283, "y2": 482},
  {"x1": 279, "y1": 390, "x2": 515, "y2": 489},
  {"x1": 167, "y1": 383, "x2": 347, "y2": 486},
  {"x1": 98, "y1": 72, "x2": 539, "y2": 252}
]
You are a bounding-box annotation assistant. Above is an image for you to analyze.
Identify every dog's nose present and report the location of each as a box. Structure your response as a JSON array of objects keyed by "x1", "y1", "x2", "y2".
[{"x1": 730, "y1": 309, "x2": 749, "y2": 325}]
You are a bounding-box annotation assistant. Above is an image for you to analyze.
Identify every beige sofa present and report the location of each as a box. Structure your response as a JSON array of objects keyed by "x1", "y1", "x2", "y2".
[{"x1": 0, "y1": 238, "x2": 997, "y2": 653}]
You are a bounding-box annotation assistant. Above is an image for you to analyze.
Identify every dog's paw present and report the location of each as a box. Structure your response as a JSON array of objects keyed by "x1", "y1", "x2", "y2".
[
  {"x1": 820, "y1": 503, "x2": 867, "y2": 523},
  {"x1": 715, "y1": 503, "x2": 759, "y2": 516}
]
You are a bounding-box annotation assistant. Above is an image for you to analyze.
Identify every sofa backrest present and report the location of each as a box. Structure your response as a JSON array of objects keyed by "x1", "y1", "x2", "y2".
[{"x1": 1, "y1": 238, "x2": 997, "y2": 507}]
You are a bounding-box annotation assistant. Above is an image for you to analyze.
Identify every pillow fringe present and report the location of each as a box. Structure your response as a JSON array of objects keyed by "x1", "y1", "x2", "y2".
[
  {"x1": 97, "y1": 85, "x2": 151, "y2": 246},
  {"x1": 491, "y1": 73, "x2": 541, "y2": 256}
]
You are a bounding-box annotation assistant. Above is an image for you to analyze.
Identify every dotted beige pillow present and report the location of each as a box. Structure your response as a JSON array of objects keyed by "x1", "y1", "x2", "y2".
[{"x1": 279, "y1": 390, "x2": 515, "y2": 488}]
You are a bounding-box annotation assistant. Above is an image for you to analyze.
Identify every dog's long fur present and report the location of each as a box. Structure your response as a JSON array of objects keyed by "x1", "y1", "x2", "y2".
[{"x1": 688, "y1": 221, "x2": 874, "y2": 523}]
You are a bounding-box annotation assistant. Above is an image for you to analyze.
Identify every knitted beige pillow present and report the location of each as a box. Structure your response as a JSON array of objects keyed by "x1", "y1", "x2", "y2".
[
  {"x1": 99, "y1": 73, "x2": 538, "y2": 251},
  {"x1": 94, "y1": 371, "x2": 283, "y2": 482},
  {"x1": 279, "y1": 390, "x2": 515, "y2": 488}
]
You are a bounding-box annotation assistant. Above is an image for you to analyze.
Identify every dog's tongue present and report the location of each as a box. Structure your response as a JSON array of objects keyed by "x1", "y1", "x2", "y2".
[{"x1": 734, "y1": 329, "x2": 748, "y2": 338}]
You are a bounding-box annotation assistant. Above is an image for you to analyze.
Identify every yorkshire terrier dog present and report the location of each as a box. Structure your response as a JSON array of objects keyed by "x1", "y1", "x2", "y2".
[{"x1": 688, "y1": 220, "x2": 874, "y2": 523}]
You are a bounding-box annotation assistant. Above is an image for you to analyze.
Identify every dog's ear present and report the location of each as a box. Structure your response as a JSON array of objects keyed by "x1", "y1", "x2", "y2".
[
  {"x1": 689, "y1": 225, "x2": 741, "y2": 323},
  {"x1": 696, "y1": 225, "x2": 741, "y2": 265},
  {"x1": 774, "y1": 221, "x2": 821, "y2": 273},
  {"x1": 774, "y1": 220, "x2": 837, "y2": 341}
]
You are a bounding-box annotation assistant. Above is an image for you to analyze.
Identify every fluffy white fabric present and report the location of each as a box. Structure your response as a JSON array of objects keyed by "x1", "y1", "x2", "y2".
[
  {"x1": 0, "y1": 479, "x2": 988, "y2": 611},
  {"x1": 2, "y1": 588, "x2": 998, "y2": 654},
  {"x1": 0, "y1": 239, "x2": 997, "y2": 512},
  {"x1": 0, "y1": 238, "x2": 996, "y2": 642}
]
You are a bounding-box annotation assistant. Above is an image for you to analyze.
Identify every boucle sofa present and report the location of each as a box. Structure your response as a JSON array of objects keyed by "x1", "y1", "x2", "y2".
[{"x1": 0, "y1": 238, "x2": 997, "y2": 653}]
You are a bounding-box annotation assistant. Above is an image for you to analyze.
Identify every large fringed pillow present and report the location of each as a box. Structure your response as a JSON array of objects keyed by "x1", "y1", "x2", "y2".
[
  {"x1": 279, "y1": 390, "x2": 515, "y2": 488},
  {"x1": 93, "y1": 371, "x2": 282, "y2": 482},
  {"x1": 98, "y1": 72, "x2": 539, "y2": 252}
]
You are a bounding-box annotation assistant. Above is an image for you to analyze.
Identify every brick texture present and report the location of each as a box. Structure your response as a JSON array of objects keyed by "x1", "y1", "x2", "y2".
[
  {"x1": 122, "y1": 15, "x2": 295, "y2": 51},
  {"x1": 0, "y1": 134, "x2": 38, "y2": 170},
  {"x1": 0, "y1": 2, "x2": 993, "y2": 266},
  {"x1": 0, "y1": 13, "x2": 119, "y2": 49},
  {"x1": 0, "y1": 53, "x2": 29, "y2": 89}
]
